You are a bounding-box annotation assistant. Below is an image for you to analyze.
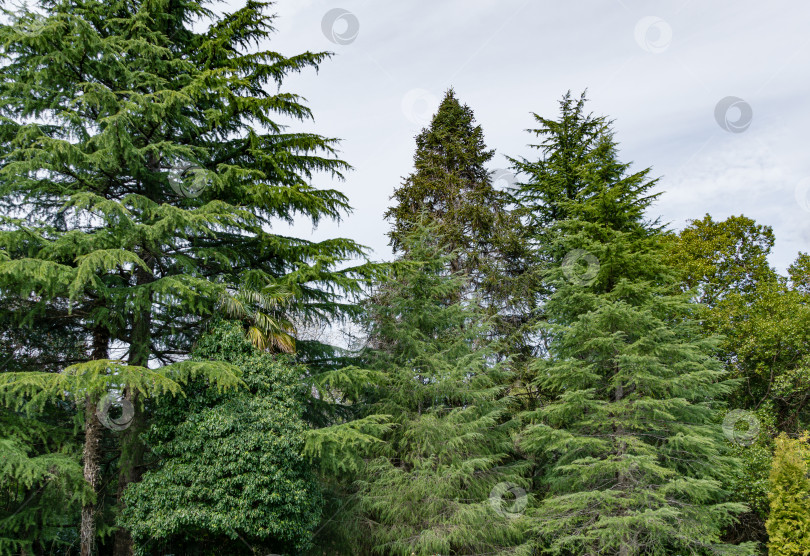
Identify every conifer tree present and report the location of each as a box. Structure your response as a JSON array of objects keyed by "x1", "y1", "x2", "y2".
[
  {"x1": 504, "y1": 91, "x2": 632, "y2": 365},
  {"x1": 509, "y1": 92, "x2": 633, "y2": 240},
  {"x1": 514, "y1": 94, "x2": 754, "y2": 555},
  {"x1": 0, "y1": 0, "x2": 369, "y2": 552},
  {"x1": 314, "y1": 223, "x2": 529, "y2": 555},
  {"x1": 385, "y1": 89, "x2": 531, "y2": 363},
  {"x1": 765, "y1": 433, "x2": 810, "y2": 555},
  {"x1": 385, "y1": 90, "x2": 508, "y2": 289}
]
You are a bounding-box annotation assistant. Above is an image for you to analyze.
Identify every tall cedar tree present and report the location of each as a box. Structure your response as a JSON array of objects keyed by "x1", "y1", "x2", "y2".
[
  {"x1": 309, "y1": 223, "x2": 529, "y2": 555},
  {"x1": 0, "y1": 0, "x2": 369, "y2": 553},
  {"x1": 514, "y1": 93, "x2": 755, "y2": 555},
  {"x1": 504, "y1": 91, "x2": 620, "y2": 371}
]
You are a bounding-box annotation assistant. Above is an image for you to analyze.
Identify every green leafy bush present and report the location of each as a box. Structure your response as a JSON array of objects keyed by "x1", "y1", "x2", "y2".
[{"x1": 121, "y1": 322, "x2": 322, "y2": 555}]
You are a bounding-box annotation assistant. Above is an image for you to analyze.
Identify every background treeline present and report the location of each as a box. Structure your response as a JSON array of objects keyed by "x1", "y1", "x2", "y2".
[{"x1": 0, "y1": 1, "x2": 807, "y2": 555}]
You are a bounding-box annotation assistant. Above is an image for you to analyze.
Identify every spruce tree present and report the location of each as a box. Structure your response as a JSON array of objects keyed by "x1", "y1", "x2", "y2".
[
  {"x1": 385, "y1": 89, "x2": 531, "y2": 364},
  {"x1": 0, "y1": 0, "x2": 368, "y2": 553},
  {"x1": 514, "y1": 95, "x2": 755, "y2": 555}
]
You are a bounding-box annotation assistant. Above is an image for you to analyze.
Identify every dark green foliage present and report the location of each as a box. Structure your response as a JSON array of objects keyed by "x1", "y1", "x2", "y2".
[
  {"x1": 0, "y1": 410, "x2": 89, "y2": 554},
  {"x1": 0, "y1": 0, "x2": 369, "y2": 550},
  {"x1": 0, "y1": 0, "x2": 801, "y2": 549},
  {"x1": 513, "y1": 94, "x2": 754, "y2": 555},
  {"x1": 384, "y1": 89, "x2": 531, "y2": 373},
  {"x1": 121, "y1": 321, "x2": 322, "y2": 555},
  {"x1": 0, "y1": 0, "x2": 369, "y2": 364},
  {"x1": 386, "y1": 90, "x2": 503, "y2": 273},
  {"x1": 509, "y1": 91, "x2": 660, "y2": 244},
  {"x1": 315, "y1": 224, "x2": 528, "y2": 555},
  {"x1": 505, "y1": 91, "x2": 663, "y2": 368}
]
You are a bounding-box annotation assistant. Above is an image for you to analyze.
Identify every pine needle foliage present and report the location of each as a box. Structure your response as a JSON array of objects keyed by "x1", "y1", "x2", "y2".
[
  {"x1": 319, "y1": 223, "x2": 529, "y2": 555},
  {"x1": 513, "y1": 93, "x2": 755, "y2": 555}
]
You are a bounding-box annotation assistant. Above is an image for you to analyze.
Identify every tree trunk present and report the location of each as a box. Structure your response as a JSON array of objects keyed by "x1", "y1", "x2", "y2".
[
  {"x1": 81, "y1": 327, "x2": 108, "y2": 556},
  {"x1": 113, "y1": 250, "x2": 153, "y2": 556},
  {"x1": 112, "y1": 388, "x2": 145, "y2": 556},
  {"x1": 81, "y1": 398, "x2": 103, "y2": 556}
]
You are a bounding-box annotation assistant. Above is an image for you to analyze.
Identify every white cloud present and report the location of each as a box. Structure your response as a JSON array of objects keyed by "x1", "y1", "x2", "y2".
[{"x1": 238, "y1": 0, "x2": 810, "y2": 271}]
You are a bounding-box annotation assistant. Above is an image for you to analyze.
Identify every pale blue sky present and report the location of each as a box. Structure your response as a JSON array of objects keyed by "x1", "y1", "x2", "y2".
[{"x1": 261, "y1": 0, "x2": 810, "y2": 273}]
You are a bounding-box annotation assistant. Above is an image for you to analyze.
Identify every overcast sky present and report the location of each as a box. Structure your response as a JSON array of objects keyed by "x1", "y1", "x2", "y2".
[{"x1": 260, "y1": 0, "x2": 810, "y2": 273}]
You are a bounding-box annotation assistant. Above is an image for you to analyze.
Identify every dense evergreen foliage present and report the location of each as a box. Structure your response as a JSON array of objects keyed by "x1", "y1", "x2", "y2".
[
  {"x1": 321, "y1": 224, "x2": 528, "y2": 554},
  {"x1": 386, "y1": 90, "x2": 505, "y2": 278},
  {"x1": 512, "y1": 95, "x2": 753, "y2": 555},
  {"x1": 121, "y1": 322, "x2": 322, "y2": 555},
  {"x1": 0, "y1": 0, "x2": 368, "y2": 553},
  {"x1": 765, "y1": 434, "x2": 810, "y2": 555},
  {"x1": 0, "y1": 3, "x2": 804, "y2": 555}
]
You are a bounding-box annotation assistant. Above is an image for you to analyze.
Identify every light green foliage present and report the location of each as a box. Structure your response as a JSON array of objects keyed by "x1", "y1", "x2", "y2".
[
  {"x1": 667, "y1": 215, "x2": 810, "y2": 545},
  {"x1": 789, "y1": 253, "x2": 810, "y2": 294},
  {"x1": 121, "y1": 321, "x2": 322, "y2": 555},
  {"x1": 665, "y1": 214, "x2": 776, "y2": 306},
  {"x1": 765, "y1": 434, "x2": 810, "y2": 555},
  {"x1": 0, "y1": 0, "x2": 803, "y2": 550},
  {"x1": 666, "y1": 216, "x2": 810, "y2": 427},
  {"x1": 303, "y1": 413, "x2": 392, "y2": 475},
  {"x1": 0, "y1": 359, "x2": 241, "y2": 414}
]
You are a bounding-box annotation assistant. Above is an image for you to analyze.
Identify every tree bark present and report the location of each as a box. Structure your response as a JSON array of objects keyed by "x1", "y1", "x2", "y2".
[
  {"x1": 113, "y1": 250, "x2": 153, "y2": 556},
  {"x1": 81, "y1": 398, "x2": 103, "y2": 556},
  {"x1": 81, "y1": 327, "x2": 108, "y2": 556}
]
